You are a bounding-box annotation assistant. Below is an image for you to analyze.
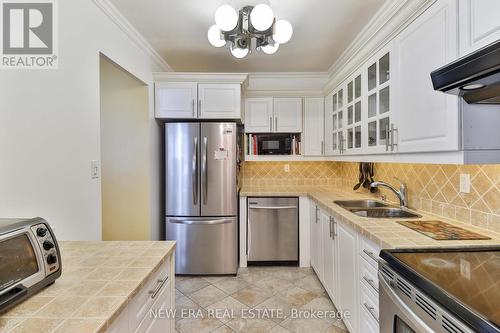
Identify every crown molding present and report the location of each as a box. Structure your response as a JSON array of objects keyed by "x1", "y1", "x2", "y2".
[
  {"x1": 248, "y1": 72, "x2": 330, "y2": 79},
  {"x1": 92, "y1": 0, "x2": 173, "y2": 72},
  {"x1": 243, "y1": 90, "x2": 324, "y2": 98},
  {"x1": 323, "y1": 0, "x2": 435, "y2": 94},
  {"x1": 153, "y1": 72, "x2": 249, "y2": 87}
]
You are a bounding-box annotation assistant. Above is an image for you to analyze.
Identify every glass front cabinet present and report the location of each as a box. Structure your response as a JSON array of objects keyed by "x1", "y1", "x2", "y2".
[
  {"x1": 325, "y1": 43, "x2": 394, "y2": 156},
  {"x1": 364, "y1": 45, "x2": 395, "y2": 153}
]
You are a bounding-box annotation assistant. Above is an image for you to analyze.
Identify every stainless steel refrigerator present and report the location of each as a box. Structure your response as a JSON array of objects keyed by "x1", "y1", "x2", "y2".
[{"x1": 165, "y1": 122, "x2": 238, "y2": 275}]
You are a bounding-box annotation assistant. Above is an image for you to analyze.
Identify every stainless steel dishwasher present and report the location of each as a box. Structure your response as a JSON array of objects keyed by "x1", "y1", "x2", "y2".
[{"x1": 247, "y1": 197, "x2": 299, "y2": 262}]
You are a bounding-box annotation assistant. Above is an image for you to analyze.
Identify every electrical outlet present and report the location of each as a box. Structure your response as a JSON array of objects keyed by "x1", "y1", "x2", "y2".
[
  {"x1": 91, "y1": 160, "x2": 100, "y2": 179},
  {"x1": 459, "y1": 174, "x2": 470, "y2": 193},
  {"x1": 284, "y1": 164, "x2": 290, "y2": 172}
]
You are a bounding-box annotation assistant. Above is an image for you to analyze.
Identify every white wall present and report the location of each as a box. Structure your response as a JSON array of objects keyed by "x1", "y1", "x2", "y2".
[{"x1": 0, "y1": 0, "x2": 163, "y2": 240}]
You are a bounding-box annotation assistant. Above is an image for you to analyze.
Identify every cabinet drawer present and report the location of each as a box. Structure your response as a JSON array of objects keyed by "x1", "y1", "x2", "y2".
[
  {"x1": 359, "y1": 237, "x2": 380, "y2": 268},
  {"x1": 359, "y1": 281, "x2": 379, "y2": 324},
  {"x1": 135, "y1": 279, "x2": 172, "y2": 333},
  {"x1": 359, "y1": 298, "x2": 379, "y2": 333},
  {"x1": 129, "y1": 257, "x2": 170, "y2": 331},
  {"x1": 359, "y1": 257, "x2": 379, "y2": 294}
]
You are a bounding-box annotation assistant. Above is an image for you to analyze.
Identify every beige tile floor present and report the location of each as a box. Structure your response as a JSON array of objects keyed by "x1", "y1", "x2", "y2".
[{"x1": 175, "y1": 267, "x2": 348, "y2": 333}]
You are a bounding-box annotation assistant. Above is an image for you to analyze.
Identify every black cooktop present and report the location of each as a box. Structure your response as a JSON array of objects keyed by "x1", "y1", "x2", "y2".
[{"x1": 380, "y1": 247, "x2": 500, "y2": 333}]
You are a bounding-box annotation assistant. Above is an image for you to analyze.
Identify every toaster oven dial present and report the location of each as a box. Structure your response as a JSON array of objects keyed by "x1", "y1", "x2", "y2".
[
  {"x1": 46, "y1": 254, "x2": 57, "y2": 265},
  {"x1": 36, "y1": 227, "x2": 47, "y2": 237},
  {"x1": 43, "y1": 240, "x2": 54, "y2": 251}
]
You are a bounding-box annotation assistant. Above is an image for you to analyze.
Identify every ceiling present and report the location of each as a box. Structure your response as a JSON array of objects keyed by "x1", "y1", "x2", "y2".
[{"x1": 109, "y1": 0, "x2": 387, "y2": 72}]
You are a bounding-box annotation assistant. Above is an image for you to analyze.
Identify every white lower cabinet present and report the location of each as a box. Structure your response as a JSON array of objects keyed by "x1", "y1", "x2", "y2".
[
  {"x1": 310, "y1": 205, "x2": 323, "y2": 279},
  {"x1": 106, "y1": 254, "x2": 175, "y2": 333},
  {"x1": 309, "y1": 200, "x2": 382, "y2": 333},
  {"x1": 321, "y1": 210, "x2": 336, "y2": 300},
  {"x1": 336, "y1": 222, "x2": 358, "y2": 333}
]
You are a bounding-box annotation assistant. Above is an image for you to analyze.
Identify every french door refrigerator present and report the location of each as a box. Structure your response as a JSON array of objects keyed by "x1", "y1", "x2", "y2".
[{"x1": 165, "y1": 122, "x2": 238, "y2": 275}]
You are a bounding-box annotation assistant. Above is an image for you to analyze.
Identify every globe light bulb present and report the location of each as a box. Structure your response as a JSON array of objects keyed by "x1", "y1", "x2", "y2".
[
  {"x1": 250, "y1": 4, "x2": 274, "y2": 31},
  {"x1": 261, "y1": 43, "x2": 279, "y2": 55},
  {"x1": 273, "y1": 19, "x2": 293, "y2": 44},
  {"x1": 207, "y1": 25, "x2": 226, "y2": 47},
  {"x1": 215, "y1": 5, "x2": 238, "y2": 32},
  {"x1": 230, "y1": 46, "x2": 249, "y2": 59}
]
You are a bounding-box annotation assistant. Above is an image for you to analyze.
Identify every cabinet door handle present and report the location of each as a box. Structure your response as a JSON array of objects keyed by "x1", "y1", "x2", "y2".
[
  {"x1": 192, "y1": 99, "x2": 195, "y2": 117},
  {"x1": 363, "y1": 249, "x2": 378, "y2": 262},
  {"x1": 390, "y1": 123, "x2": 398, "y2": 152},
  {"x1": 315, "y1": 206, "x2": 319, "y2": 224},
  {"x1": 321, "y1": 141, "x2": 324, "y2": 155},
  {"x1": 149, "y1": 276, "x2": 169, "y2": 299},
  {"x1": 329, "y1": 218, "x2": 332, "y2": 239},
  {"x1": 363, "y1": 276, "x2": 379, "y2": 292},
  {"x1": 198, "y1": 100, "x2": 202, "y2": 115},
  {"x1": 363, "y1": 302, "x2": 379, "y2": 323},
  {"x1": 270, "y1": 117, "x2": 273, "y2": 132},
  {"x1": 385, "y1": 125, "x2": 390, "y2": 151},
  {"x1": 275, "y1": 117, "x2": 278, "y2": 132}
]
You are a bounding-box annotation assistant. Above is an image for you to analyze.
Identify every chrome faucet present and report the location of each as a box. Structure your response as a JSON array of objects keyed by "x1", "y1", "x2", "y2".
[{"x1": 370, "y1": 180, "x2": 407, "y2": 207}]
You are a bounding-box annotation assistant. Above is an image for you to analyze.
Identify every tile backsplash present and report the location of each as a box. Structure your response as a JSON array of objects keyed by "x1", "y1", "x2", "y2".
[
  {"x1": 241, "y1": 161, "x2": 342, "y2": 186},
  {"x1": 241, "y1": 161, "x2": 500, "y2": 233}
]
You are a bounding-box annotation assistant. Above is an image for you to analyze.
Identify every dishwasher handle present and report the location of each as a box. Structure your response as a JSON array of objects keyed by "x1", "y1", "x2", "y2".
[{"x1": 248, "y1": 206, "x2": 297, "y2": 210}]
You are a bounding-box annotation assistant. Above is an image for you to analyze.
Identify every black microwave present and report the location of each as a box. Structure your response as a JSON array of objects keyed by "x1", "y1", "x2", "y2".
[{"x1": 257, "y1": 134, "x2": 292, "y2": 155}]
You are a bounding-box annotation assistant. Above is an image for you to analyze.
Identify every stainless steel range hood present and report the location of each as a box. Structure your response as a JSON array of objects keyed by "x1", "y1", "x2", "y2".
[{"x1": 431, "y1": 39, "x2": 500, "y2": 104}]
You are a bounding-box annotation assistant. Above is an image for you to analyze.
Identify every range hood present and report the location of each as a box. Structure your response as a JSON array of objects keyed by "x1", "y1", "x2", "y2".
[{"x1": 431, "y1": 39, "x2": 500, "y2": 104}]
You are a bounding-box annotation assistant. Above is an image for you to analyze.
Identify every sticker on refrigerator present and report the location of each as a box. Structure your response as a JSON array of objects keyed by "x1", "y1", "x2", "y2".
[{"x1": 214, "y1": 148, "x2": 228, "y2": 160}]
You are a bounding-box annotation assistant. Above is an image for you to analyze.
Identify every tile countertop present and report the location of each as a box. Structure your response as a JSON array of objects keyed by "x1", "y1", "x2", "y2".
[
  {"x1": 0, "y1": 240, "x2": 176, "y2": 333},
  {"x1": 240, "y1": 185, "x2": 500, "y2": 249}
]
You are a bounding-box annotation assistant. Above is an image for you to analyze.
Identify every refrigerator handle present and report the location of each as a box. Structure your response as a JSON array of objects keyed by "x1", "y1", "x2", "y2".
[
  {"x1": 202, "y1": 137, "x2": 208, "y2": 205},
  {"x1": 192, "y1": 137, "x2": 198, "y2": 205}
]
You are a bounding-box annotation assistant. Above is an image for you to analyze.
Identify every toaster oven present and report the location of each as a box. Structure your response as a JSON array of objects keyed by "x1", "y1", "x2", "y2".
[{"x1": 0, "y1": 217, "x2": 61, "y2": 313}]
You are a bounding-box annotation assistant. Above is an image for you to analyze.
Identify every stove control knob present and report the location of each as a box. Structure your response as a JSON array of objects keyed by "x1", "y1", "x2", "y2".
[
  {"x1": 46, "y1": 254, "x2": 57, "y2": 265},
  {"x1": 43, "y1": 240, "x2": 54, "y2": 251},
  {"x1": 36, "y1": 227, "x2": 47, "y2": 237}
]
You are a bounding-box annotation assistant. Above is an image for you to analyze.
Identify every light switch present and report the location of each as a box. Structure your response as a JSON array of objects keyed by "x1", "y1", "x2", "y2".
[
  {"x1": 459, "y1": 174, "x2": 470, "y2": 193},
  {"x1": 284, "y1": 164, "x2": 290, "y2": 173},
  {"x1": 91, "y1": 160, "x2": 100, "y2": 179}
]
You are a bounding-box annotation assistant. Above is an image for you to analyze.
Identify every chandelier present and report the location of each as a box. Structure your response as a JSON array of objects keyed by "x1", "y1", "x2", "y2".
[{"x1": 207, "y1": 4, "x2": 293, "y2": 58}]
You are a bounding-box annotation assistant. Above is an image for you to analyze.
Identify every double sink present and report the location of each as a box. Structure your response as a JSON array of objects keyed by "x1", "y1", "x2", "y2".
[{"x1": 334, "y1": 200, "x2": 422, "y2": 219}]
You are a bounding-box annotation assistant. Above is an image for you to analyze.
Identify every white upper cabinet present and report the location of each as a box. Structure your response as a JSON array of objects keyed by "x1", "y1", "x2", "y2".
[
  {"x1": 344, "y1": 72, "x2": 363, "y2": 154},
  {"x1": 244, "y1": 98, "x2": 273, "y2": 133},
  {"x1": 332, "y1": 87, "x2": 346, "y2": 155},
  {"x1": 244, "y1": 97, "x2": 302, "y2": 133},
  {"x1": 155, "y1": 82, "x2": 197, "y2": 119},
  {"x1": 198, "y1": 84, "x2": 241, "y2": 119},
  {"x1": 155, "y1": 80, "x2": 242, "y2": 120},
  {"x1": 459, "y1": 0, "x2": 500, "y2": 56},
  {"x1": 303, "y1": 97, "x2": 325, "y2": 156},
  {"x1": 324, "y1": 93, "x2": 335, "y2": 156},
  {"x1": 364, "y1": 45, "x2": 395, "y2": 154},
  {"x1": 394, "y1": 0, "x2": 460, "y2": 153},
  {"x1": 273, "y1": 98, "x2": 303, "y2": 133}
]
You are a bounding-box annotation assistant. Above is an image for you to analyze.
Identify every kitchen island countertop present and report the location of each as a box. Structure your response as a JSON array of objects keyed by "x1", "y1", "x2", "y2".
[{"x1": 0, "y1": 240, "x2": 175, "y2": 333}]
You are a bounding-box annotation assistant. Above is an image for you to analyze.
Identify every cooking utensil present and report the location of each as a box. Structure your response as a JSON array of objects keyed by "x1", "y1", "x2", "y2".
[
  {"x1": 353, "y1": 163, "x2": 363, "y2": 190},
  {"x1": 362, "y1": 163, "x2": 371, "y2": 188},
  {"x1": 369, "y1": 163, "x2": 378, "y2": 193}
]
